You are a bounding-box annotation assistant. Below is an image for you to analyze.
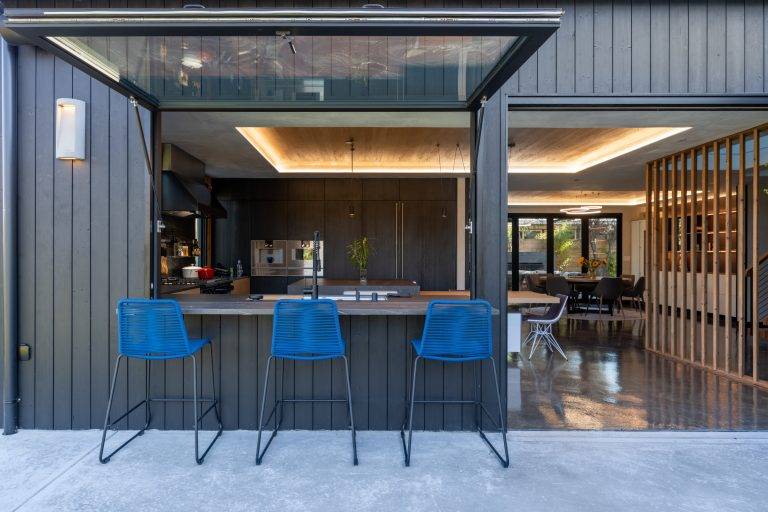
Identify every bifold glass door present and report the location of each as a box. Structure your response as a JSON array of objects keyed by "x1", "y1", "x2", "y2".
[{"x1": 508, "y1": 214, "x2": 622, "y2": 290}]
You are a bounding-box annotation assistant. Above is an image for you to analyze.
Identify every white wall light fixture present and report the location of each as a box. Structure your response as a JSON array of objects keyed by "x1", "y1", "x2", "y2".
[{"x1": 55, "y1": 98, "x2": 86, "y2": 160}]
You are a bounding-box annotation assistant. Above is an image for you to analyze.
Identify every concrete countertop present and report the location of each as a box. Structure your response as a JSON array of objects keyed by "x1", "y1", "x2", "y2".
[{"x1": 174, "y1": 294, "x2": 500, "y2": 316}]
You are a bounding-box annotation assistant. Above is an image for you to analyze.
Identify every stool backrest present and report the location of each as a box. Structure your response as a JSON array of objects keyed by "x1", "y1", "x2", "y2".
[
  {"x1": 117, "y1": 299, "x2": 190, "y2": 358},
  {"x1": 272, "y1": 299, "x2": 344, "y2": 359},
  {"x1": 419, "y1": 300, "x2": 492, "y2": 360}
]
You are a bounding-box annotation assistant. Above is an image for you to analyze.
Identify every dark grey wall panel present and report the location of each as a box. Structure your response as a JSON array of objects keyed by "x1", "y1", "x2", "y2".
[
  {"x1": 16, "y1": 47, "x2": 151, "y2": 429},
  {"x1": 503, "y1": 0, "x2": 768, "y2": 96},
  {"x1": 5, "y1": 1, "x2": 765, "y2": 97}
]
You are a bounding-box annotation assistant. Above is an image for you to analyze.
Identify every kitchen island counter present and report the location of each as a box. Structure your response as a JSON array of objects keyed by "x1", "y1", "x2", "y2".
[{"x1": 174, "y1": 293, "x2": 486, "y2": 316}]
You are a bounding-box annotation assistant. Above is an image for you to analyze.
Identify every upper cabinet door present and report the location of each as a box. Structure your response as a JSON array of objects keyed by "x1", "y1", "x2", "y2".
[
  {"x1": 361, "y1": 201, "x2": 398, "y2": 281},
  {"x1": 402, "y1": 200, "x2": 456, "y2": 291},
  {"x1": 323, "y1": 200, "x2": 362, "y2": 280}
]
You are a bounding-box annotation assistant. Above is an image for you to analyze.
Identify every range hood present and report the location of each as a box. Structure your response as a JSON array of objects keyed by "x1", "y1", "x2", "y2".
[{"x1": 162, "y1": 144, "x2": 227, "y2": 218}]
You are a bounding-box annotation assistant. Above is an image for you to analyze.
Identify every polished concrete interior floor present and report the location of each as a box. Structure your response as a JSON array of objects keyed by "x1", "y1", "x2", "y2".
[{"x1": 509, "y1": 318, "x2": 768, "y2": 430}]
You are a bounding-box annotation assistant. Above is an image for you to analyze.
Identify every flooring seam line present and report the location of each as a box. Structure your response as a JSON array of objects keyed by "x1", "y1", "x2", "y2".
[{"x1": 13, "y1": 431, "x2": 118, "y2": 512}]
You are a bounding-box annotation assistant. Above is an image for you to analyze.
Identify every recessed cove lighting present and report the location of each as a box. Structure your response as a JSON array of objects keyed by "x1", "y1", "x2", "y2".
[{"x1": 508, "y1": 127, "x2": 691, "y2": 174}]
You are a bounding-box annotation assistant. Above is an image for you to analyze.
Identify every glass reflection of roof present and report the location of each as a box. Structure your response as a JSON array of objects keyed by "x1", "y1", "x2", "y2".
[{"x1": 49, "y1": 34, "x2": 517, "y2": 104}]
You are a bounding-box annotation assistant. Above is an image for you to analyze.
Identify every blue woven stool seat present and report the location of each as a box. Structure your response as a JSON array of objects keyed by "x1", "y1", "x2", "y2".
[
  {"x1": 412, "y1": 300, "x2": 493, "y2": 362},
  {"x1": 117, "y1": 299, "x2": 210, "y2": 359}
]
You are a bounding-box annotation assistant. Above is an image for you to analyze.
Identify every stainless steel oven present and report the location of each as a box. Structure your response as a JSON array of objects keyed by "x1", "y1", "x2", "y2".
[
  {"x1": 251, "y1": 240, "x2": 287, "y2": 276},
  {"x1": 287, "y1": 239, "x2": 323, "y2": 277}
]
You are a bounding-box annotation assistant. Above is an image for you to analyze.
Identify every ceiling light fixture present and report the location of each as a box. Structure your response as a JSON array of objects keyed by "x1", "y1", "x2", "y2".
[
  {"x1": 437, "y1": 143, "x2": 448, "y2": 219},
  {"x1": 560, "y1": 205, "x2": 603, "y2": 215},
  {"x1": 347, "y1": 137, "x2": 356, "y2": 218}
]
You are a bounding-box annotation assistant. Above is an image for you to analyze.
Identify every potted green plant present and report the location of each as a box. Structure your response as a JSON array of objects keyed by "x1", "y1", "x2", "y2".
[{"x1": 347, "y1": 237, "x2": 374, "y2": 284}]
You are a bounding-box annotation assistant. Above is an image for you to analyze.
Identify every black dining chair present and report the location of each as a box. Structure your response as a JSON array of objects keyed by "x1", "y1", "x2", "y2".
[
  {"x1": 585, "y1": 277, "x2": 625, "y2": 317},
  {"x1": 622, "y1": 276, "x2": 646, "y2": 311}
]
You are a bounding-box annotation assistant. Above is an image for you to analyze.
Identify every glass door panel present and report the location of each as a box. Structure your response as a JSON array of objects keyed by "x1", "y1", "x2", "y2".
[
  {"x1": 517, "y1": 218, "x2": 548, "y2": 289},
  {"x1": 588, "y1": 218, "x2": 619, "y2": 277},
  {"x1": 553, "y1": 218, "x2": 582, "y2": 276}
]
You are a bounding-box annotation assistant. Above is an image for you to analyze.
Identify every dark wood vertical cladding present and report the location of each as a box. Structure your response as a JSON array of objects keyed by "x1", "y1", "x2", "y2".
[
  {"x1": 110, "y1": 313, "x2": 469, "y2": 431},
  {"x1": 16, "y1": 47, "x2": 152, "y2": 429},
  {"x1": 501, "y1": 0, "x2": 768, "y2": 96},
  {"x1": 3, "y1": 1, "x2": 763, "y2": 97}
]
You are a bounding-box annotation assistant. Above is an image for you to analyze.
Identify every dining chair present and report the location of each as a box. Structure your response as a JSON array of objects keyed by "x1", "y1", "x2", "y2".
[
  {"x1": 585, "y1": 278, "x2": 625, "y2": 317},
  {"x1": 401, "y1": 300, "x2": 509, "y2": 468},
  {"x1": 99, "y1": 299, "x2": 223, "y2": 465},
  {"x1": 622, "y1": 276, "x2": 646, "y2": 310},
  {"x1": 523, "y1": 294, "x2": 569, "y2": 360},
  {"x1": 255, "y1": 299, "x2": 357, "y2": 466}
]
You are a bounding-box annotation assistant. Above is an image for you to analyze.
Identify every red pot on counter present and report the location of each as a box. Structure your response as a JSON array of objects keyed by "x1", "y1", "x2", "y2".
[{"x1": 197, "y1": 266, "x2": 215, "y2": 280}]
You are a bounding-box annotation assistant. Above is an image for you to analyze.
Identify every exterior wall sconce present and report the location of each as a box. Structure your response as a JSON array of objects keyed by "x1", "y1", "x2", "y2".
[{"x1": 55, "y1": 98, "x2": 86, "y2": 160}]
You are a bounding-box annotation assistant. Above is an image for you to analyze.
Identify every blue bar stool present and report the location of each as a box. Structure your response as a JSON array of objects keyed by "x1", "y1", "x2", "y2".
[
  {"x1": 401, "y1": 300, "x2": 509, "y2": 468},
  {"x1": 99, "y1": 299, "x2": 223, "y2": 465},
  {"x1": 255, "y1": 299, "x2": 358, "y2": 465}
]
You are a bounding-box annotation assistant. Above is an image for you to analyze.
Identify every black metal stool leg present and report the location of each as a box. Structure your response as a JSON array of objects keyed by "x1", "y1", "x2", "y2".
[
  {"x1": 400, "y1": 355, "x2": 420, "y2": 467},
  {"x1": 255, "y1": 356, "x2": 274, "y2": 465},
  {"x1": 486, "y1": 357, "x2": 510, "y2": 468},
  {"x1": 99, "y1": 355, "x2": 123, "y2": 464},
  {"x1": 193, "y1": 343, "x2": 223, "y2": 465},
  {"x1": 341, "y1": 355, "x2": 358, "y2": 465}
]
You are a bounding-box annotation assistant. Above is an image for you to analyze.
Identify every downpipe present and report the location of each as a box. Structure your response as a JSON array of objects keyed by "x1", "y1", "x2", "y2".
[{"x1": 1, "y1": 37, "x2": 18, "y2": 435}]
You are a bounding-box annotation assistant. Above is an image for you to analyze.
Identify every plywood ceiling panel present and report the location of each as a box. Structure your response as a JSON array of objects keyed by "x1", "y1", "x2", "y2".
[
  {"x1": 237, "y1": 127, "x2": 471, "y2": 174},
  {"x1": 236, "y1": 125, "x2": 688, "y2": 175}
]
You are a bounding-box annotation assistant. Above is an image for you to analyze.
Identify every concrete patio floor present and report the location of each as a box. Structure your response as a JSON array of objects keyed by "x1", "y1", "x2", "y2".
[{"x1": 2, "y1": 430, "x2": 767, "y2": 512}]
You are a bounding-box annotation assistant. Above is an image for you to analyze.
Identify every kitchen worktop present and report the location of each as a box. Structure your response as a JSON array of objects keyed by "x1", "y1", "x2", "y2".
[
  {"x1": 174, "y1": 294, "x2": 443, "y2": 316},
  {"x1": 286, "y1": 278, "x2": 420, "y2": 297}
]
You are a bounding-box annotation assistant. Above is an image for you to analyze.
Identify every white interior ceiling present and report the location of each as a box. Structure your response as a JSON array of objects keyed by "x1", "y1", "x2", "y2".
[{"x1": 162, "y1": 109, "x2": 766, "y2": 203}]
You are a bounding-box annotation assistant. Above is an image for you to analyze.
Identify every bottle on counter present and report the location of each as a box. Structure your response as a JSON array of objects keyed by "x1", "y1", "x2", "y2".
[{"x1": 236, "y1": 259, "x2": 243, "y2": 278}]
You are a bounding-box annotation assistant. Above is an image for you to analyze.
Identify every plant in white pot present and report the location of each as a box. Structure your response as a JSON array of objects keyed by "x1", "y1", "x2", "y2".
[{"x1": 347, "y1": 237, "x2": 374, "y2": 284}]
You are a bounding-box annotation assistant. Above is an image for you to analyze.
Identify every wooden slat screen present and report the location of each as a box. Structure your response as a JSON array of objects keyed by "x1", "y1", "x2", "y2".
[{"x1": 645, "y1": 123, "x2": 767, "y2": 388}]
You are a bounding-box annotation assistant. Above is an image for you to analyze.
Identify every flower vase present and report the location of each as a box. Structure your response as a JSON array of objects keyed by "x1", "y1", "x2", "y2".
[{"x1": 359, "y1": 267, "x2": 368, "y2": 284}]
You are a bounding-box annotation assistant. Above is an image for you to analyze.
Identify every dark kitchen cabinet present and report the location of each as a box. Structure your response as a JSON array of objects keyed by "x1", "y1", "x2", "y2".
[
  {"x1": 250, "y1": 200, "x2": 287, "y2": 240},
  {"x1": 361, "y1": 201, "x2": 398, "y2": 280},
  {"x1": 213, "y1": 199, "x2": 251, "y2": 270},
  {"x1": 287, "y1": 200, "x2": 324, "y2": 240},
  {"x1": 401, "y1": 200, "x2": 456, "y2": 291},
  {"x1": 323, "y1": 200, "x2": 362, "y2": 279},
  {"x1": 212, "y1": 178, "x2": 458, "y2": 290}
]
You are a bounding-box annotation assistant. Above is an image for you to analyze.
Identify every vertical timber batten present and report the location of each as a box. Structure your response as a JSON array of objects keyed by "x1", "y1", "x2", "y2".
[{"x1": 646, "y1": 123, "x2": 767, "y2": 390}]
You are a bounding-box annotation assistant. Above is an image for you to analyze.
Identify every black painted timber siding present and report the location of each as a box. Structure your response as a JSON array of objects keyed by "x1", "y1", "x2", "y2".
[
  {"x1": 15, "y1": 46, "x2": 152, "y2": 429},
  {"x1": 4, "y1": 1, "x2": 766, "y2": 97},
  {"x1": 175, "y1": 314, "x2": 484, "y2": 431}
]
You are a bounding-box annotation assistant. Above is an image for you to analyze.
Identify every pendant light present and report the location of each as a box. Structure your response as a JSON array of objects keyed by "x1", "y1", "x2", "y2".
[
  {"x1": 346, "y1": 137, "x2": 356, "y2": 218},
  {"x1": 436, "y1": 143, "x2": 448, "y2": 219}
]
